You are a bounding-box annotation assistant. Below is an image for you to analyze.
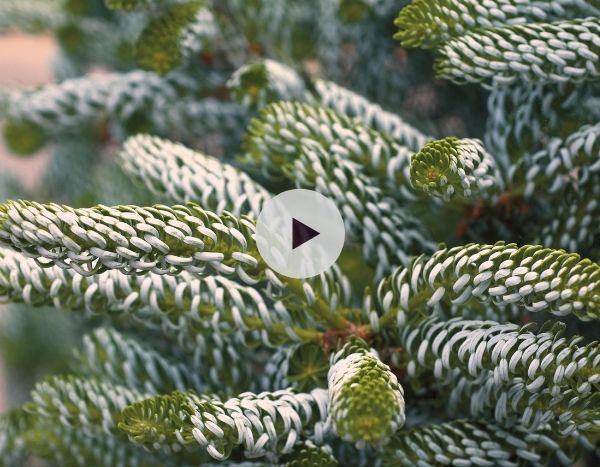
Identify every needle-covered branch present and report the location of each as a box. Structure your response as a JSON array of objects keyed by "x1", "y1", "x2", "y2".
[
  {"x1": 229, "y1": 59, "x2": 429, "y2": 150},
  {"x1": 119, "y1": 134, "x2": 270, "y2": 217},
  {"x1": 411, "y1": 137, "x2": 504, "y2": 201},
  {"x1": 242, "y1": 101, "x2": 415, "y2": 198},
  {"x1": 75, "y1": 328, "x2": 205, "y2": 394},
  {"x1": 291, "y1": 144, "x2": 435, "y2": 275},
  {"x1": 119, "y1": 388, "x2": 329, "y2": 460},
  {"x1": 0, "y1": 200, "x2": 262, "y2": 278},
  {"x1": 327, "y1": 338, "x2": 405, "y2": 446},
  {"x1": 381, "y1": 419, "x2": 585, "y2": 466},
  {"x1": 0, "y1": 247, "x2": 337, "y2": 346},
  {"x1": 29, "y1": 376, "x2": 144, "y2": 436},
  {"x1": 375, "y1": 242, "x2": 600, "y2": 324},
  {"x1": 537, "y1": 174, "x2": 600, "y2": 252},
  {"x1": 394, "y1": 0, "x2": 600, "y2": 49},
  {"x1": 447, "y1": 372, "x2": 600, "y2": 434},
  {"x1": 514, "y1": 122, "x2": 600, "y2": 198},
  {"x1": 485, "y1": 81, "x2": 596, "y2": 164},
  {"x1": 396, "y1": 316, "x2": 600, "y2": 395},
  {"x1": 135, "y1": 1, "x2": 218, "y2": 74},
  {"x1": 435, "y1": 18, "x2": 600, "y2": 86},
  {"x1": 3, "y1": 72, "x2": 197, "y2": 154}
]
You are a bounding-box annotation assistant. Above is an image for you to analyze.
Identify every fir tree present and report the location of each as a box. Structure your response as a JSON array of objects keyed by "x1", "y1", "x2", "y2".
[{"x1": 0, "y1": 0, "x2": 599, "y2": 465}]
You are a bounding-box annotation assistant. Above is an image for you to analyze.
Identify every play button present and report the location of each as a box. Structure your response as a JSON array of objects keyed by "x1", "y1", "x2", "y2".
[
  {"x1": 255, "y1": 189, "x2": 345, "y2": 279},
  {"x1": 292, "y1": 218, "x2": 320, "y2": 249}
]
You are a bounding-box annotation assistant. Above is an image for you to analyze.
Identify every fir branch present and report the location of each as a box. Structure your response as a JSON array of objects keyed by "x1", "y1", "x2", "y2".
[
  {"x1": 397, "y1": 316, "x2": 600, "y2": 395},
  {"x1": 242, "y1": 101, "x2": 415, "y2": 198},
  {"x1": 229, "y1": 60, "x2": 430, "y2": 151},
  {"x1": 228, "y1": 59, "x2": 309, "y2": 111},
  {"x1": 0, "y1": 409, "x2": 31, "y2": 467},
  {"x1": 290, "y1": 143, "x2": 435, "y2": 275},
  {"x1": 0, "y1": 200, "x2": 354, "y2": 325},
  {"x1": 514, "y1": 122, "x2": 600, "y2": 198},
  {"x1": 0, "y1": 200, "x2": 262, "y2": 278},
  {"x1": 75, "y1": 327, "x2": 204, "y2": 394},
  {"x1": 150, "y1": 97, "x2": 249, "y2": 148},
  {"x1": 25, "y1": 422, "x2": 168, "y2": 467},
  {"x1": 119, "y1": 134, "x2": 270, "y2": 217},
  {"x1": 0, "y1": 0, "x2": 64, "y2": 33},
  {"x1": 395, "y1": 0, "x2": 600, "y2": 49},
  {"x1": 375, "y1": 242, "x2": 600, "y2": 324},
  {"x1": 311, "y1": 78, "x2": 430, "y2": 152},
  {"x1": 485, "y1": 82, "x2": 596, "y2": 164},
  {"x1": 327, "y1": 338, "x2": 405, "y2": 446},
  {"x1": 135, "y1": 1, "x2": 218, "y2": 74},
  {"x1": 447, "y1": 373, "x2": 600, "y2": 434},
  {"x1": 381, "y1": 419, "x2": 584, "y2": 466},
  {"x1": 411, "y1": 137, "x2": 504, "y2": 201},
  {"x1": 119, "y1": 388, "x2": 329, "y2": 460},
  {"x1": 0, "y1": 247, "x2": 326, "y2": 347},
  {"x1": 278, "y1": 440, "x2": 338, "y2": 466},
  {"x1": 3, "y1": 71, "x2": 204, "y2": 152},
  {"x1": 262, "y1": 343, "x2": 329, "y2": 392},
  {"x1": 537, "y1": 175, "x2": 600, "y2": 252},
  {"x1": 435, "y1": 18, "x2": 600, "y2": 86},
  {"x1": 29, "y1": 375, "x2": 144, "y2": 436}
]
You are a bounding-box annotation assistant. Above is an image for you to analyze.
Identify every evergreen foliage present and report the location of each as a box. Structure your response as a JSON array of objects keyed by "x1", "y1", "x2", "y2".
[{"x1": 0, "y1": 0, "x2": 598, "y2": 465}]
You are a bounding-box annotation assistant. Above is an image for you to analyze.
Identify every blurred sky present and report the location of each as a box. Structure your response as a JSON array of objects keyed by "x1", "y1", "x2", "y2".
[{"x1": 0, "y1": 33, "x2": 57, "y2": 189}]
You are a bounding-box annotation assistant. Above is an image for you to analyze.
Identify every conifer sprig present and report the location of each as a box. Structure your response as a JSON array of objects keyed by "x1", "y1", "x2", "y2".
[
  {"x1": 382, "y1": 419, "x2": 583, "y2": 466},
  {"x1": 119, "y1": 388, "x2": 329, "y2": 460},
  {"x1": 515, "y1": 122, "x2": 600, "y2": 197},
  {"x1": 394, "y1": 0, "x2": 600, "y2": 49},
  {"x1": 229, "y1": 59, "x2": 429, "y2": 150},
  {"x1": 435, "y1": 18, "x2": 600, "y2": 86},
  {"x1": 397, "y1": 317, "x2": 600, "y2": 395},
  {"x1": 0, "y1": 200, "x2": 262, "y2": 279},
  {"x1": 75, "y1": 328, "x2": 205, "y2": 394},
  {"x1": 290, "y1": 144, "x2": 435, "y2": 274},
  {"x1": 327, "y1": 338, "x2": 405, "y2": 446},
  {"x1": 0, "y1": 247, "x2": 333, "y2": 345},
  {"x1": 447, "y1": 374, "x2": 600, "y2": 434},
  {"x1": 135, "y1": 1, "x2": 218, "y2": 74},
  {"x1": 29, "y1": 376, "x2": 144, "y2": 435},
  {"x1": 411, "y1": 137, "x2": 504, "y2": 201},
  {"x1": 375, "y1": 242, "x2": 600, "y2": 324},
  {"x1": 3, "y1": 71, "x2": 197, "y2": 153},
  {"x1": 538, "y1": 175, "x2": 600, "y2": 252},
  {"x1": 24, "y1": 423, "x2": 168, "y2": 467},
  {"x1": 119, "y1": 134, "x2": 270, "y2": 217},
  {"x1": 242, "y1": 101, "x2": 415, "y2": 197},
  {"x1": 485, "y1": 82, "x2": 595, "y2": 164}
]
